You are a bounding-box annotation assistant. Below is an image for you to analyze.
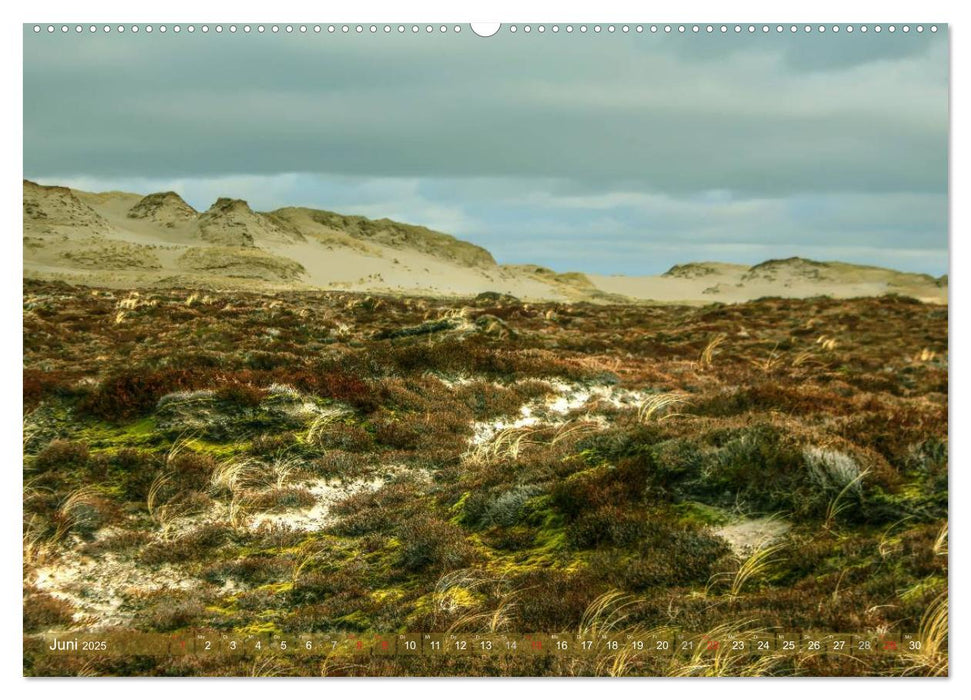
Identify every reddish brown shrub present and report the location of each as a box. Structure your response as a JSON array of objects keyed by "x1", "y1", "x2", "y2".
[
  {"x1": 77, "y1": 369, "x2": 200, "y2": 421},
  {"x1": 23, "y1": 591, "x2": 75, "y2": 632},
  {"x1": 33, "y1": 440, "x2": 89, "y2": 473},
  {"x1": 23, "y1": 369, "x2": 78, "y2": 410},
  {"x1": 214, "y1": 382, "x2": 267, "y2": 407}
]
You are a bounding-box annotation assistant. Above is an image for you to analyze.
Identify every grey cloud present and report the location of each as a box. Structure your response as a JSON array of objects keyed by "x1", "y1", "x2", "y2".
[
  {"x1": 24, "y1": 28, "x2": 947, "y2": 195},
  {"x1": 23, "y1": 27, "x2": 948, "y2": 275}
]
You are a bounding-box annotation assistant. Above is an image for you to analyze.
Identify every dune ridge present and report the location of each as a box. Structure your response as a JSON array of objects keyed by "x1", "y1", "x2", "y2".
[{"x1": 22, "y1": 180, "x2": 947, "y2": 304}]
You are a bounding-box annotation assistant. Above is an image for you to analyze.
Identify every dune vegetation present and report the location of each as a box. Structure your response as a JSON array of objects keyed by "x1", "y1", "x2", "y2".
[{"x1": 23, "y1": 280, "x2": 947, "y2": 676}]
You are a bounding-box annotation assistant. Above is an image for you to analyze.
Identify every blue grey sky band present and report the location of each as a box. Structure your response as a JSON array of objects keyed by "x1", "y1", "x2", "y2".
[{"x1": 23, "y1": 25, "x2": 949, "y2": 275}]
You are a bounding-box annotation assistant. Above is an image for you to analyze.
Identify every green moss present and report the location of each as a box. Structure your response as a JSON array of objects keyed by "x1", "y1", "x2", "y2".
[
  {"x1": 73, "y1": 417, "x2": 246, "y2": 474},
  {"x1": 370, "y1": 588, "x2": 407, "y2": 605},
  {"x1": 78, "y1": 417, "x2": 164, "y2": 449},
  {"x1": 334, "y1": 610, "x2": 372, "y2": 630},
  {"x1": 673, "y1": 501, "x2": 731, "y2": 527},
  {"x1": 449, "y1": 491, "x2": 472, "y2": 524},
  {"x1": 204, "y1": 603, "x2": 239, "y2": 617},
  {"x1": 405, "y1": 586, "x2": 483, "y2": 628},
  {"x1": 191, "y1": 438, "x2": 251, "y2": 458},
  {"x1": 238, "y1": 620, "x2": 281, "y2": 635},
  {"x1": 899, "y1": 576, "x2": 946, "y2": 603},
  {"x1": 464, "y1": 494, "x2": 580, "y2": 574}
]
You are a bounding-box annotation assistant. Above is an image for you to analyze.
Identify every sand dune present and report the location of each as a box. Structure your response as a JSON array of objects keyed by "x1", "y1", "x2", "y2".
[
  {"x1": 127, "y1": 191, "x2": 198, "y2": 228},
  {"x1": 23, "y1": 180, "x2": 947, "y2": 304},
  {"x1": 592, "y1": 258, "x2": 946, "y2": 305}
]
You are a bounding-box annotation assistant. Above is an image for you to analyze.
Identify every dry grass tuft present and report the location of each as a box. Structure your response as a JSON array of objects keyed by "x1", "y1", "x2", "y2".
[
  {"x1": 749, "y1": 343, "x2": 784, "y2": 372},
  {"x1": 897, "y1": 590, "x2": 948, "y2": 676},
  {"x1": 933, "y1": 522, "x2": 948, "y2": 557},
  {"x1": 707, "y1": 540, "x2": 786, "y2": 598},
  {"x1": 665, "y1": 622, "x2": 780, "y2": 677},
  {"x1": 578, "y1": 590, "x2": 647, "y2": 676},
  {"x1": 306, "y1": 407, "x2": 352, "y2": 445},
  {"x1": 816, "y1": 335, "x2": 838, "y2": 351},
  {"x1": 210, "y1": 456, "x2": 262, "y2": 494},
  {"x1": 146, "y1": 472, "x2": 173, "y2": 525},
  {"x1": 824, "y1": 468, "x2": 870, "y2": 529},
  {"x1": 636, "y1": 392, "x2": 692, "y2": 423},
  {"x1": 465, "y1": 426, "x2": 538, "y2": 464},
  {"x1": 699, "y1": 333, "x2": 728, "y2": 368},
  {"x1": 53, "y1": 486, "x2": 104, "y2": 542},
  {"x1": 23, "y1": 514, "x2": 51, "y2": 569}
]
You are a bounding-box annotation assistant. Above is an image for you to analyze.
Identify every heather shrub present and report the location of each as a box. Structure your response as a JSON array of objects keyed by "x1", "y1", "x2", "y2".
[
  {"x1": 455, "y1": 381, "x2": 523, "y2": 419},
  {"x1": 394, "y1": 516, "x2": 473, "y2": 573},
  {"x1": 592, "y1": 530, "x2": 731, "y2": 590},
  {"x1": 201, "y1": 556, "x2": 293, "y2": 587},
  {"x1": 907, "y1": 437, "x2": 948, "y2": 476},
  {"x1": 137, "y1": 592, "x2": 206, "y2": 632},
  {"x1": 79, "y1": 529, "x2": 152, "y2": 556},
  {"x1": 33, "y1": 440, "x2": 89, "y2": 473},
  {"x1": 567, "y1": 504, "x2": 656, "y2": 549},
  {"x1": 77, "y1": 369, "x2": 199, "y2": 421},
  {"x1": 247, "y1": 486, "x2": 316, "y2": 511},
  {"x1": 291, "y1": 561, "x2": 372, "y2": 606},
  {"x1": 23, "y1": 369, "x2": 78, "y2": 409},
  {"x1": 331, "y1": 482, "x2": 425, "y2": 536},
  {"x1": 551, "y1": 458, "x2": 653, "y2": 520},
  {"x1": 694, "y1": 424, "x2": 807, "y2": 512},
  {"x1": 110, "y1": 449, "x2": 162, "y2": 501},
  {"x1": 140, "y1": 523, "x2": 233, "y2": 565},
  {"x1": 480, "y1": 525, "x2": 536, "y2": 551},
  {"x1": 168, "y1": 451, "x2": 217, "y2": 491},
  {"x1": 313, "y1": 422, "x2": 375, "y2": 452},
  {"x1": 57, "y1": 493, "x2": 116, "y2": 536},
  {"x1": 214, "y1": 382, "x2": 267, "y2": 407},
  {"x1": 23, "y1": 591, "x2": 75, "y2": 632},
  {"x1": 243, "y1": 350, "x2": 292, "y2": 370},
  {"x1": 309, "y1": 449, "x2": 372, "y2": 479},
  {"x1": 373, "y1": 415, "x2": 422, "y2": 450},
  {"x1": 307, "y1": 369, "x2": 377, "y2": 412},
  {"x1": 511, "y1": 568, "x2": 603, "y2": 631},
  {"x1": 249, "y1": 431, "x2": 299, "y2": 456}
]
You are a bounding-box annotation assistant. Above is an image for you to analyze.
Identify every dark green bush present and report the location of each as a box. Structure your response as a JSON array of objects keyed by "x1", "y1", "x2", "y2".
[{"x1": 690, "y1": 424, "x2": 807, "y2": 513}]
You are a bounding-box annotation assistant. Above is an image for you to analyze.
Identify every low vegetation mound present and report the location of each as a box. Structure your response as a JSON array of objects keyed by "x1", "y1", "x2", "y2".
[{"x1": 23, "y1": 281, "x2": 948, "y2": 677}]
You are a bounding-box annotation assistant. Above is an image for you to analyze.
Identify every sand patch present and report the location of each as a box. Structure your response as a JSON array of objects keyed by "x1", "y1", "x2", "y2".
[
  {"x1": 32, "y1": 546, "x2": 198, "y2": 629},
  {"x1": 470, "y1": 380, "x2": 649, "y2": 446},
  {"x1": 248, "y1": 476, "x2": 386, "y2": 532},
  {"x1": 714, "y1": 517, "x2": 791, "y2": 555}
]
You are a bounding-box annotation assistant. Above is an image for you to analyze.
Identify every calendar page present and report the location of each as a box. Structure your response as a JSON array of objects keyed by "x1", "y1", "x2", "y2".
[{"x1": 22, "y1": 18, "x2": 948, "y2": 679}]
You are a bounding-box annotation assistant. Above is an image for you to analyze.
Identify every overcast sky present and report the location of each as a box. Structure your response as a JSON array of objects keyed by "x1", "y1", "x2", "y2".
[{"x1": 23, "y1": 26, "x2": 948, "y2": 275}]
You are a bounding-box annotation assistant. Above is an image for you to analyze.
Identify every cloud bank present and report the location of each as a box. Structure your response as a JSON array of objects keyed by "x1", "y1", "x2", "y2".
[{"x1": 24, "y1": 27, "x2": 949, "y2": 275}]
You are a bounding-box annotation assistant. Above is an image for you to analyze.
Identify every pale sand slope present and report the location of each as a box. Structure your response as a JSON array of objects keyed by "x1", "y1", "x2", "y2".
[
  {"x1": 24, "y1": 181, "x2": 947, "y2": 304},
  {"x1": 591, "y1": 259, "x2": 947, "y2": 305},
  {"x1": 264, "y1": 240, "x2": 567, "y2": 299},
  {"x1": 24, "y1": 181, "x2": 575, "y2": 299}
]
